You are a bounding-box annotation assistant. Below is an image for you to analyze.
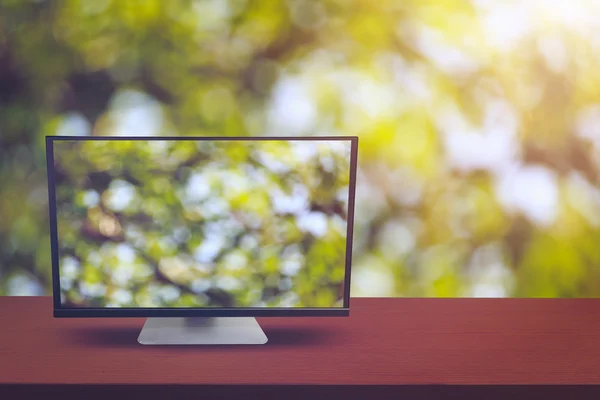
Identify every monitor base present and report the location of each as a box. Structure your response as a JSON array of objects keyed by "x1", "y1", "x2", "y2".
[{"x1": 137, "y1": 317, "x2": 268, "y2": 345}]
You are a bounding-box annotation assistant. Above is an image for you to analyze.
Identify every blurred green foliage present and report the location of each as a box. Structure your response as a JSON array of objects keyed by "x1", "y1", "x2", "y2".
[
  {"x1": 3, "y1": 0, "x2": 600, "y2": 298},
  {"x1": 54, "y1": 139, "x2": 350, "y2": 307}
]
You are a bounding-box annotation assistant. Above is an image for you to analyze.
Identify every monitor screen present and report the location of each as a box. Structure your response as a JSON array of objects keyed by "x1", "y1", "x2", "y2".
[{"x1": 47, "y1": 137, "x2": 357, "y2": 316}]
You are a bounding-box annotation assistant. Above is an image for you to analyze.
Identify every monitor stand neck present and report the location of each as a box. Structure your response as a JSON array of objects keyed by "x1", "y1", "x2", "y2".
[{"x1": 137, "y1": 317, "x2": 268, "y2": 345}]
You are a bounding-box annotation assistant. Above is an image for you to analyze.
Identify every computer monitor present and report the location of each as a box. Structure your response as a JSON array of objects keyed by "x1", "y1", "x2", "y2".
[{"x1": 46, "y1": 136, "x2": 358, "y2": 344}]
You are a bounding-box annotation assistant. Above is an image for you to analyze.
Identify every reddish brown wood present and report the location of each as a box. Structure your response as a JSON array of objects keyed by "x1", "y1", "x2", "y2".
[{"x1": 0, "y1": 297, "x2": 599, "y2": 385}]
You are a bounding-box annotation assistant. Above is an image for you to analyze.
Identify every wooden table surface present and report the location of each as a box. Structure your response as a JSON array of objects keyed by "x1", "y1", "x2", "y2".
[{"x1": 1, "y1": 296, "x2": 599, "y2": 386}]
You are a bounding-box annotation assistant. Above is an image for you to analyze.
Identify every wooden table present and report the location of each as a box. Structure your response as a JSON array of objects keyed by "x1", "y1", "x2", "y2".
[{"x1": 1, "y1": 297, "x2": 599, "y2": 398}]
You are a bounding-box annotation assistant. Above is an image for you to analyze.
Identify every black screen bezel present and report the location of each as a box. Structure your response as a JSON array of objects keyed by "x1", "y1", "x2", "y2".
[{"x1": 46, "y1": 136, "x2": 358, "y2": 317}]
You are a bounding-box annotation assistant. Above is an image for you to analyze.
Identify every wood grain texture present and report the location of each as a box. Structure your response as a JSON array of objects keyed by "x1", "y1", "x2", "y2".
[{"x1": 0, "y1": 297, "x2": 599, "y2": 385}]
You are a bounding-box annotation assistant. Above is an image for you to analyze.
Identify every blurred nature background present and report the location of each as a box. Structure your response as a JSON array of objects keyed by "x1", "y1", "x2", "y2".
[
  {"x1": 54, "y1": 139, "x2": 350, "y2": 307},
  {"x1": 3, "y1": 0, "x2": 600, "y2": 297}
]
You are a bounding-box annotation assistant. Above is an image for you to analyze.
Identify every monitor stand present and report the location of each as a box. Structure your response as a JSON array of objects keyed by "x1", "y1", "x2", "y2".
[{"x1": 137, "y1": 317, "x2": 268, "y2": 345}]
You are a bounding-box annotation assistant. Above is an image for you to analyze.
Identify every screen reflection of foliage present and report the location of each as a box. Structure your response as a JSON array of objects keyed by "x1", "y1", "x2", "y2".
[{"x1": 54, "y1": 140, "x2": 351, "y2": 308}]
